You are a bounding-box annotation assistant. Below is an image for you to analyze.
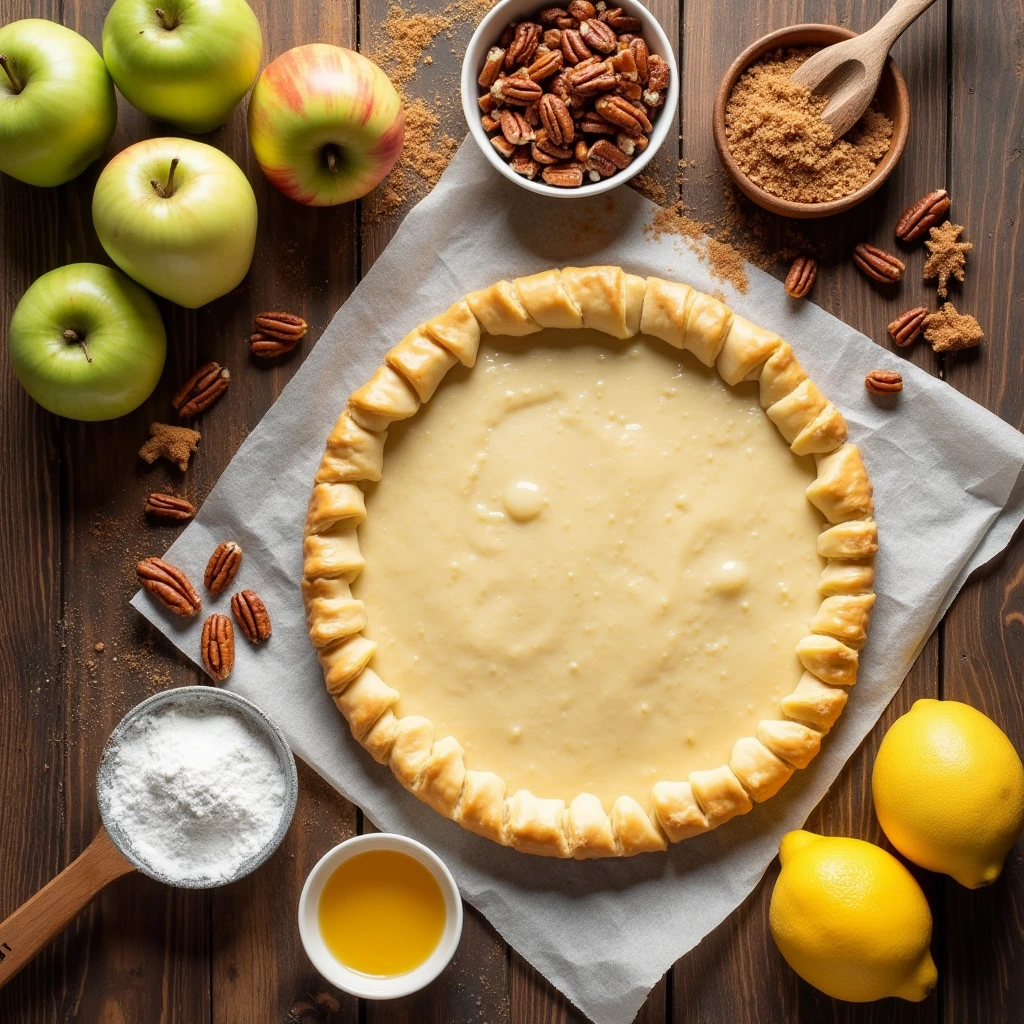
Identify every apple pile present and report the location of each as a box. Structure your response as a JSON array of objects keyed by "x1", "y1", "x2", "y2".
[{"x1": 0, "y1": 2, "x2": 404, "y2": 421}]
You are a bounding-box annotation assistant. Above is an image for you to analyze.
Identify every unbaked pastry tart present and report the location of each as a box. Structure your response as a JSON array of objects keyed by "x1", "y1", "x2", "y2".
[{"x1": 303, "y1": 267, "x2": 876, "y2": 858}]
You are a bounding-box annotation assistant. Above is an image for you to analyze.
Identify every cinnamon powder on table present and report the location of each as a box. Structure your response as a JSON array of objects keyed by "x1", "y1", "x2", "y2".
[{"x1": 725, "y1": 48, "x2": 893, "y2": 204}]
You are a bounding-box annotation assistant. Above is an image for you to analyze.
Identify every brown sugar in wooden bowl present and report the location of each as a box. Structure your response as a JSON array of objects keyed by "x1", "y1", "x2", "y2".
[{"x1": 713, "y1": 24, "x2": 910, "y2": 219}]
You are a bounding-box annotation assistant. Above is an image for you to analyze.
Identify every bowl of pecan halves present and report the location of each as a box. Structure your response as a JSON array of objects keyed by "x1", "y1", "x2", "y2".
[{"x1": 462, "y1": 0, "x2": 678, "y2": 195}]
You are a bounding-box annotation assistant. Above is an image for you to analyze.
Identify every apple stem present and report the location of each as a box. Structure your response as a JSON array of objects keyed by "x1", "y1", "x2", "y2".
[
  {"x1": 150, "y1": 156, "x2": 180, "y2": 198},
  {"x1": 324, "y1": 144, "x2": 344, "y2": 174},
  {"x1": 64, "y1": 329, "x2": 92, "y2": 364},
  {"x1": 155, "y1": 7, "x2": 177, "y2": 30},
  {"x1": 0, "y1": 54, "x2": 23, "y2": 94}
]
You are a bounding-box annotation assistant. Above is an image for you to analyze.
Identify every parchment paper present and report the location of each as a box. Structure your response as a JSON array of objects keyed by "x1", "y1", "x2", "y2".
[{"x1": 133, "y1": 139, "x2": 1024, "y2": 1024}]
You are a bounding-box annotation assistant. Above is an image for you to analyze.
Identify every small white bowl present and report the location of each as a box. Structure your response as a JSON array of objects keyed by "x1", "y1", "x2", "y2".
[
  {"x1": 462, "y1": 0, "x2": 679, "y2": 198},
  {"x1": 297, "y1": 833, "x2": 464, "y2": 1000}
]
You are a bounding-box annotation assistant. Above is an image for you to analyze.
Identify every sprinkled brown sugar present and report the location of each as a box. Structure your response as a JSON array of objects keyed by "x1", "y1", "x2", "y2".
[{"x1": 725, "y1": 48, "x2": 893, "y2": 204}]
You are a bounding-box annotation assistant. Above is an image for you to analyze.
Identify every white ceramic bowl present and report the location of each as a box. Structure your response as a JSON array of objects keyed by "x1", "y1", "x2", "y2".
[
  {"x1": 461, "y1": 0, "x2": 679, "y2": 198},
  {"x1": 297, "y1": 833, "x2": 464, "y2": 999}
]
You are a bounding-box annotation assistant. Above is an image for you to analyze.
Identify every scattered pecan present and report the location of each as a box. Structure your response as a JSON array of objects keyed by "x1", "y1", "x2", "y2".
[
  {"x1": 785, "y1": 256, "x2": 817, "y2": 298},
  {"x1": 853, "y1": 243, "x2": 905, "y2": 283},
  {"x1": 172, "y1": 361, "x2": 230, "y2": 418},
  {"x1": 500, "y1": 109, "x2": 536, "y2": 145},
  {"x1": 888, "y1": 306, "x2": 928, "y2": 347},
  {"x1": 506, "y1": 22, "x2": 541, "y2": 67},
  {"x1": 251, "y1": 333, "x2": 300, "y2": 358},
  {"x1": 542, "y1": 162, "x2": 585, "y2": 186},
  {"x1": 145, "y1": 492, "x2": 196, "y2": 521},
  {"x1": 895, "y1": 189, "x2": 951, "y2": 243},
  {"x1": 231, "y1": 589, "x2": 272, "y2": 645},
  {"x1": 254, "y1": 311, "x2": 307, "y2": 342},
  {"x1": 478, "y1": 46, "x2": 506, "y2": 87},
  {"x1": 865, "y1": 369, "x2": 903, "y2": 395},
  {"x1": 137, "y1": 557, "x2": 201, "y2": 618},
  {"x1": 201, "y1": 613, "x2": 235, "y2": 681},
  {"x1": 205, "y1": 541, "x2": 242, "y2": 595}
]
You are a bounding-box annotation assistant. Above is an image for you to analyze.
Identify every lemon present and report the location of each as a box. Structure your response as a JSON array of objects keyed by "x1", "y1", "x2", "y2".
[
  {"x1": 769, "y1": 830, "x2": 937, "y2": 1002},
  {"x1": 872, "y1": 698, "x2": 1024, "y2": 888}
]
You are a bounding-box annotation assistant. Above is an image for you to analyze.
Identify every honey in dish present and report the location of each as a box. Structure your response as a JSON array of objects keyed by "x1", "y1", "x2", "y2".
[{"x1": 318, "y1": 849, "x2": 446, "y2": 976}]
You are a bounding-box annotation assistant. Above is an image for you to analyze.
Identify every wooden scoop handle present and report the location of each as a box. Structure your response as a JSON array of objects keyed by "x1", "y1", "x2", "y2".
[
  {"x1": 0, "y1": 827, "x2": 136, "y2": 990},
  {"x1": 866, "y1": 0, "x2": 939, "y2": 55}
]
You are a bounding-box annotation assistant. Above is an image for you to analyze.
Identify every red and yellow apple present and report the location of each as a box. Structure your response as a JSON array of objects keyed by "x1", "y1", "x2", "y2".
[{"x1": 247, "y1": 44, "x2": 404, "y2": 207}]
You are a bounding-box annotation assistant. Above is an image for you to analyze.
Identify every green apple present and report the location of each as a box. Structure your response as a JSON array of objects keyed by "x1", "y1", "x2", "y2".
[
  {"x1": 0, "y1": 19, "x2": 117, "y2": 186},
  {"x1": 102, "y1": 0, "x2": 262, "y2": 134},
  {"x1": 9, "y1": 263, "x2": 166, "y2": 421},
  {"x1": 93, "y1": 137, "x2": 258, "y2": 309},
  {"x1": 248, "y1": 44, "x2": 404, "y2": 206}
]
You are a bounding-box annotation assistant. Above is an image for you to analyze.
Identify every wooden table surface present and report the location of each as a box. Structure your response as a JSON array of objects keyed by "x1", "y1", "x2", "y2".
[{"x1": 2, "y1": 0, "x2": 1022, "y2": 1020}]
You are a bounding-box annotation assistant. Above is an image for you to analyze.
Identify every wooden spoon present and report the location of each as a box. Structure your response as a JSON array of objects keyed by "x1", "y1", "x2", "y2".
[
  {"x1": 790, "y1": 0, "x2": 938, "y2": 139},
  {"x1": 0, "y1": 828, "x2": 136, "y2": 990}
]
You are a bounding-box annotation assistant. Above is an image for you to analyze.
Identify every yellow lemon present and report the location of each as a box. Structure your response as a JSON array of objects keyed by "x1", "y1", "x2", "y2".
[
  {"x1": 872, "y1": 698, "x2": 1024, "y2": 888},
  {"x1": 769, "y1": 830, "x2": 937, "y2": 1003}
]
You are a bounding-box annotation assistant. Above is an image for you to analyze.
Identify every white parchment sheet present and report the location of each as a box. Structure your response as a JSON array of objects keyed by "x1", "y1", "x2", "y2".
[{"x1": 133, "y1": 140, "x2": 1024, "y2": 1024}]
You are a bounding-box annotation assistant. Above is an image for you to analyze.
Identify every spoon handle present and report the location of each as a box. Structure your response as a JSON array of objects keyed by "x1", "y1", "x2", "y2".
[
  {"x1": 0, "y1": 827, "x2": 136, "y2": 990},
  {"x1": 866, "y1": 0, "x2": 940, "y2": 55}
]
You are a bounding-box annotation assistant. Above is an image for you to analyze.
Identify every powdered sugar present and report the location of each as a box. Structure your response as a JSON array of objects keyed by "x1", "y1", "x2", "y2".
[{"x1": 100, "y1": 703, "x2": 288, "y2": 885}]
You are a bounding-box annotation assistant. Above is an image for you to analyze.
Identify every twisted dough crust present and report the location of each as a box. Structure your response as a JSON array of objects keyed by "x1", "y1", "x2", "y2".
[{"x1": 302, "y1": 267, "x2": 876, "y2": 858}]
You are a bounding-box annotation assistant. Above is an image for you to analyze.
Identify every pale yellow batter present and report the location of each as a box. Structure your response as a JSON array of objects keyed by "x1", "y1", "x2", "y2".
[{"x1": 353, "y1": 329, "x2": 824, "y2": 810}]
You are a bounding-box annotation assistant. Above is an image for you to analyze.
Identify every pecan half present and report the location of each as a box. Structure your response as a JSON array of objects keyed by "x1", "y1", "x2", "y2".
[
  {"x1": 509, "y1": 147, "x2": 541, "y2": 178},
  {"x1": 579, "y1": 17, "x2": 617, "y2": 53},
  {"x1": 145, "y1": 492, "x2": 196, "y2": 521},
  {"x1": 586, "y1": 138, "x2": 631, "y2": 177},
  {"x1": 201, "y1": 613, "x2": 235, "y2": 681},
  {"x1": 785, "y1": 256, "x2": 817, "y2": 298},
  {"x1": 491, "y1": 134, "x2": 517, "y2": 158},
  {"x1": 643, "y1": 54, "x2": 669, "y2": 107},
  {"x1": 500, "y1": 108, "x2": 536, "y2": 145},
  {"x1": 542, "y1": 162, "x2": 585, "y2": 187},
  {"x1": 539, "y1": 93, "x2": 574, "y2": 145},
  {"x1": 603, "y1": 7, "x2": 641, "y2": 31},
  {"x1": 532, "y1": 131, "x2": 573, "y2": 163},
  {"x1": 528, "y1": 48, "x2": 564, "y2": 80},
  {"x1": 888, "y1": 306, "x2": 929, "y2": 347},
  {"x1": 255, "y1": 311, "x2": 307, "y2": 342},
  {"x1": 567, "y1": 59, "x2": 616, "y2": 95},
  {"x1": 595, "y1": 94, "x2": 651, "y2": 135},
  {"x1": 577, "y1": 110, "x2": 616, "y2": 134},
  {"x1": 895, "y1": 189, "x2": 951, "y2": 243},
  {"x1": 610, "y1": 47, "x2": 638, "y2": 80},
  {"x1": 506, "y1": 22, "x2": 541, "y2": 67},
  {"x1": 478, "y1": 46, "x2": 506, "y2": 87},
  {"x1": 574, "y1": 139, "x2": 589, "y2": 162},
  {"x1": 616, "y1": 78, "x2": 643, "y2": 100},
  {"x1": 231, "y1": 589, "x2": 272, "y2": 644},
  {"x1": 251, "y1": 333, "x2": 300, "y2": 358},
  {"x1": 137, "y1": 557, "x2": 201, "y2": 618},
  {"x1": 481, "y1": 113, "x2": 500, "y2": 133},
  {"x1": 865, "y1": 369, "x2": 903, "y2": 395},
  {"x1": 492, "y1": 73, "x2": 544, "y2": 105},
  {"x1": 204, "y1": 541, "x2": 242, "y2": 595},
  {"x1": 539, "y1": 6, "x2": 575, "y2": 28},
  {"x1": 543, "y1": 28, "x2": 562, "y2": 47},
  {"x1": 560, "y1": 28, "x2": 593, "y2": 65},
  {"x1": 853, "y1": 243, "x2": 905, "y2": 283},
  {"x1": 479, "y1": 91, "x2": 497, "y2": 113},
  {"x1": 172, "y1": 362, "x2": 230, "y2": 418},
  {"x1": 616, "y1": 131, "x2": 646, "y2": 155},
  {"x1": 629, "y1": 37, "x2": 649, "y2": 82},
  {"x1": 567, "y1": 0, "x2": 595, "y2": 19}
]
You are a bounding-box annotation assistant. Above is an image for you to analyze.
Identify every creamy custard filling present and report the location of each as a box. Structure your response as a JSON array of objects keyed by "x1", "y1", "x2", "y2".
[{"x1": 353, "y1": 330, "x2": 824, "y2": 810}]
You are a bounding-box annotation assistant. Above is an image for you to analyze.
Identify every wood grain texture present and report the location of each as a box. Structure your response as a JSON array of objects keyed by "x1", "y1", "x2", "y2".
[{"x1": 0, "y1": 0, "x2": 1022, "y2": 1019}]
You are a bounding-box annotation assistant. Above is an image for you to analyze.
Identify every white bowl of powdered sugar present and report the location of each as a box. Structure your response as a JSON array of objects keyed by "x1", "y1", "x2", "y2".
[{"x1": 97, "y1": 687, "x2": 298, "y2": 888}]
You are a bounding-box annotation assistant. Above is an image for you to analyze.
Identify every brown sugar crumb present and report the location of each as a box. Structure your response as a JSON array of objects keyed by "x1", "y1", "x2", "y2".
[
  {"x1": 139, "y1": 423, "x2": 200, "y2": 472},
  {"x1": 374, "y1": 5, "x2": 451, "y2": 89},
  {"x1": 724, "y1": 48, "x2": 893, "y2": 204},
  {"x1": 94, "y1": 642, "x2": 105, "y2": 652},
  {"x1": 923, "y1": 302, "x2": 984, "y2": 353},
  {"x1": 923, "y1": 221, "x2": 972, "y2": 297},
  {"x1": 645, "y1": 202, "x2": 749, "y2": 294},
  {"x1": 632, "y1": 174, "x2": 667, "y2": 207}
]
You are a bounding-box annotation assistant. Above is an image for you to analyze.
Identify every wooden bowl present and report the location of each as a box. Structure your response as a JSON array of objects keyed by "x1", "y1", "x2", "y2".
[{"x1": 712, "y1": 24, "x2": 910, "y2": 219}]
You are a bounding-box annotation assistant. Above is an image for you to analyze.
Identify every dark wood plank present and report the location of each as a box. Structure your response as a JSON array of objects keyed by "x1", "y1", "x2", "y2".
[
  {"x1": 672, "y1": 0, "x2": 948, "y2": 1019},
  {"x1": 0, "y1": 6, "x2": 65, "y2": 1024},
  {"x1": 942, "y1": 0, "x2": 1024, "y2": 1019}
]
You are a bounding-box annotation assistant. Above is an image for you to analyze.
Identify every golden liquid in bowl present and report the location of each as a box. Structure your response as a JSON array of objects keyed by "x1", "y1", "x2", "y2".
[{"x1": 317, "y1": 849, "x2": 446, "y2": 976}]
